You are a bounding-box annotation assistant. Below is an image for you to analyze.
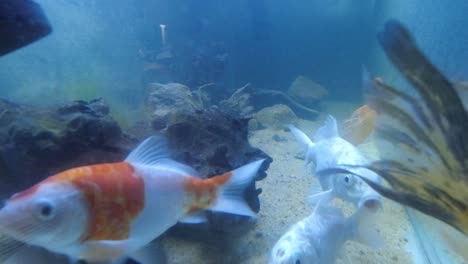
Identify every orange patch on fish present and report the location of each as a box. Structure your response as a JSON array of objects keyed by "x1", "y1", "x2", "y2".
[
  {"x1": 342, "y1": 104, "x2": 377, "y2": 145},
  {"x1": 184, "y1": 172, "x2": 232, "y2": 212},
  {"x1": 19, "y1": 162, "x2": 145, "y2": 241}
]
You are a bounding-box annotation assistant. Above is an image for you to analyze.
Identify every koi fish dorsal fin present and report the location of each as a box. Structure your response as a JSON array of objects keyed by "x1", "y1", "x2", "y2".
[
  {"x1": 313, "y1": 115, "x2": 339, "y2": 141},
  {"x1": 125, "y1": 136, "x2": 199, "y2": 177}
]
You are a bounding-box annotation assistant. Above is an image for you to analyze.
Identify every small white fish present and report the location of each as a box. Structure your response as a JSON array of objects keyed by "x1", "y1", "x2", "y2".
[
  {"x1": 0, "y1": 136, "x2": 265, "y2": 263},
  {"x1": 288, "y1": 115, "x2": 382, "y2": 210},
  {"x1": 269, "y1": 204, "x2": 382, "y2": 264}
]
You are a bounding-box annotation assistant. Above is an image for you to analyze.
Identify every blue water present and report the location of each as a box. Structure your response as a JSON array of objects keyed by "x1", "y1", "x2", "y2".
[
  {"x1": 1, "y1": 1, "x2": 468, "y2": 263},
  {"x1": 0, "y1": 0, "x2": 379, "y2": 106}
]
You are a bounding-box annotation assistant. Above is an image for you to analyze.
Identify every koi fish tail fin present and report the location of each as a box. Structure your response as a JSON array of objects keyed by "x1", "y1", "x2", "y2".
[{"x1": 209, "y1": 159, "x2": 265, "y2": 217}]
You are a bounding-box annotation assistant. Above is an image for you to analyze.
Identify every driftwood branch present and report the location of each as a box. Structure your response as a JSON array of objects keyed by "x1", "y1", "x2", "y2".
[
  {"x1": 255, "y1": 88, "x2": 320, "y2": 115},
  {"x1": 199, "y1": 82, "x2": 320, "y2": 117},
  {"x1": 196, "y1": 82, "x2": 216, "y2": 108},
  {"x1": 226, "y1": 82, "x2": 252, "y2": 101}
]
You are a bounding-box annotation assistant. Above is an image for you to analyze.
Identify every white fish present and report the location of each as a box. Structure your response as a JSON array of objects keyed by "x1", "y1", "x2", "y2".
[
  {"x1": 269, "y1": 204, "x2": 382, "y2": 264},
  {"x1": 288, "y1": 115, "x2": 382, "y2": 210},
  {"x1": 0, "y1": 136, "x2": 265, "y2": 263}
]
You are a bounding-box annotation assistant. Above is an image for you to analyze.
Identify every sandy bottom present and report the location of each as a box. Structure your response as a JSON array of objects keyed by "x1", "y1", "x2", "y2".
[{"x1": 163, "y1": 101, "x2": 416, "y2": 264}]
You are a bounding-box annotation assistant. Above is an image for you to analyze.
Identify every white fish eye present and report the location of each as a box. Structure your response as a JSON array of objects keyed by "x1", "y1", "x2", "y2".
[
  {"x1": 343, "y1": 175, "x2": 352, "y2": 184},
  {"x1": 34, "y1": 200, "x2": 56, "y2": 221}
]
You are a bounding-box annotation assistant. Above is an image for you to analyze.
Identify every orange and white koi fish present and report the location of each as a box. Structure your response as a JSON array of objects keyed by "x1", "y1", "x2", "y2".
[
  {"x1": 0, "y1": 136, "x2": 265, "y2": 263},
  {"x1": 342, "y1": 73, "x2": 388, "y2": 146},
  {"x1": 342, "y1": 104, "x2": 377, "y2": 146}
]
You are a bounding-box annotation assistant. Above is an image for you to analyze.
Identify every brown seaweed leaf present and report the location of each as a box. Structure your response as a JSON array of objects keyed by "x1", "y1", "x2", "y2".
[{"x1": 321, "y1": 20, "x2": 468, "y2": 235}]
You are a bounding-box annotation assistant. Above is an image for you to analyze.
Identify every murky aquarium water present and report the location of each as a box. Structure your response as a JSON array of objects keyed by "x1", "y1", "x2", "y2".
[{"x1": 0, "y1": 0, "x2": 467, "y2": 263}]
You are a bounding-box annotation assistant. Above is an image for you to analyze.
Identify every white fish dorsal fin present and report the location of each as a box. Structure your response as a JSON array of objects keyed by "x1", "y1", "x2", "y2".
[
  {"x1": 125, "y1": 136, "x2": 199, "y2": 177},
  {"x1": 313, "y1": 115, "x2": 339, "y2": 141}
]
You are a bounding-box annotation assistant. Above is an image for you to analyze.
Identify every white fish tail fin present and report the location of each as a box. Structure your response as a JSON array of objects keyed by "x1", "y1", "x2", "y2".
[
  {"x1": 351, "y1": 207, "x2": 385, "y2": 249},
  {"x1": 210, "y1": 159, "x2": 265, "y2": 217},
  {"x1": 313, "y1": 115, "x2": 339, "y2": 141}
]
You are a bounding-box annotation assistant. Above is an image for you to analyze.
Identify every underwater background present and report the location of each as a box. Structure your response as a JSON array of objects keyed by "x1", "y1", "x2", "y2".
[
  {"x1": 1, "y1": 0, "x2": 468, "y2": 264},
  {"x1": 3, "y1": 1, "x2": 468, "y2": 115}
]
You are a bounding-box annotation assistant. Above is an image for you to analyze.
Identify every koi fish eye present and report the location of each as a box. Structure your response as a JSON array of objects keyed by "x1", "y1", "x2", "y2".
[{"x1": 34, "y1": 200, "x2": 56, "y2": 221}]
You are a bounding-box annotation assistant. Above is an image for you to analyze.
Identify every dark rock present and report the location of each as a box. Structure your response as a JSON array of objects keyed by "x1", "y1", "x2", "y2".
[
  {"x1": 146, "y1": 83, "x2": 201, "y2": 130},
  {"x1": 0, "y1": 98, "x2": 23, "y2": 129},
  {"x1": 0, "y1": 98, "x2": 134, "y2": 198},
  {"x1": 253, "y1": 104, "x2": 298, "y2": 130},
  {"x1": 287, "y1": 75, "x2": 328, "y2": 107},
  {"x1": 57, "y1": 98, "x2": 109, "y2": 117},
  {"x1": 162, "y1": 109, "x2": 272, "y2": 234},
  {"x1": 218, "y1": 83, "x2": 256, "y2": 118},
  {"x1": 193, "y1": 83, "x2": 227, "y2": 109}
]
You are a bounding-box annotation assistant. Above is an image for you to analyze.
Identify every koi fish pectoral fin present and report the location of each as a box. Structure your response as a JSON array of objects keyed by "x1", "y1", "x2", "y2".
[
  {"x1": 81, "y1": 239, "x2": 166, "y2": 264},
  {"x1": 80, "y1": 240, "x2": 130, "y2": 263},
  {"x1": 0, "y1": 241, "x2": 69, "y2": 264},
  {"x1": 0, "y1": 234, "x2": 25, "y2": 262}
]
